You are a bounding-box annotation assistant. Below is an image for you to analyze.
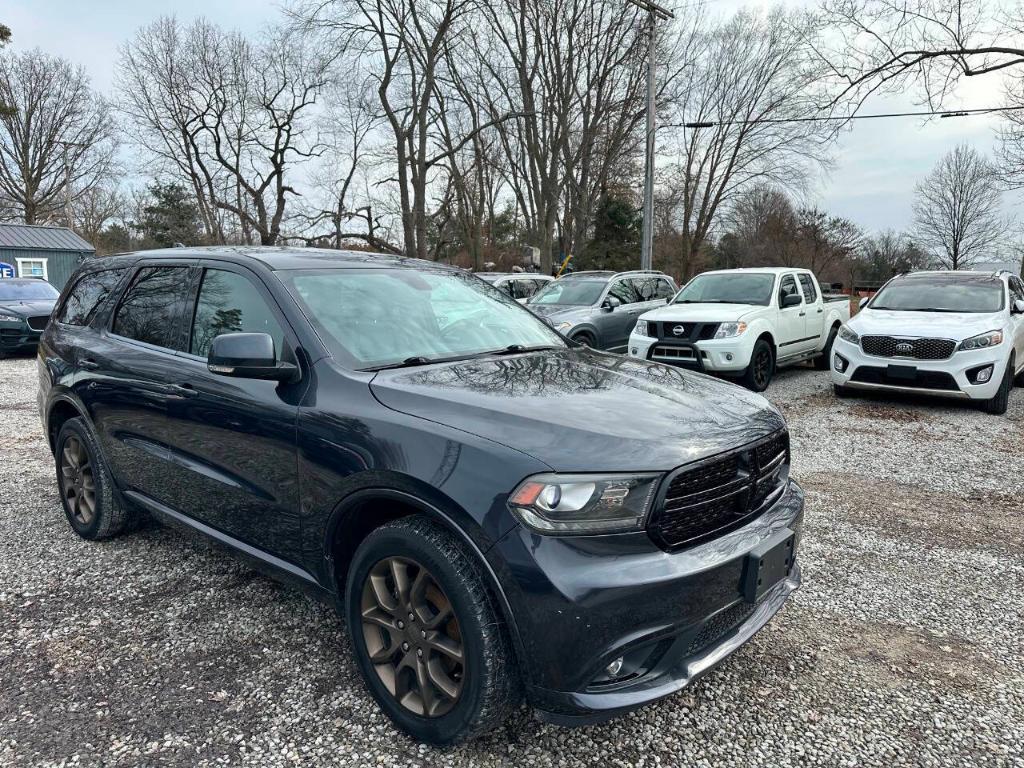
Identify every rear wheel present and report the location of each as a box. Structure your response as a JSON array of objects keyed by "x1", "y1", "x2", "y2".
[
  {"x1": 741, "y1": 339, "x2": 774, "y2": 392},
  {"x1": 814, "y1": 326, "x2": 839, "y2": 370},
  {"x1": 55, "y1": 417, "x2": 132, "y2": 540},
  {"x1": 345, "y1": 516, "x2": 519, "y2": 745},
  {"x1": 983, "y1": 359, "x2": 1013, "y2": 415},
  {"x1": 570, "y1": 331, "x2": 595, "y2": 348}
]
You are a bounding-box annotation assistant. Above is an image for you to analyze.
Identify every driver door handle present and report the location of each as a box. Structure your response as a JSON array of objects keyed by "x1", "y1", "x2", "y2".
[
  {"x1": 169, "y1": 383, "x2": 199, "y2": 398},
  {"x1": 79, "y1": 357, "x2": 99, "y2": 370},
  {"x1": 798, "y1": 311, "x2": 806, "y2": 317}
]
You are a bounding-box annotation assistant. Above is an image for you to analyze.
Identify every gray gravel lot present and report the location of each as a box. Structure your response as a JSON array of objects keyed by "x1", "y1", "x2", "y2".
[{"x1": 2, "y1": 354, "x2": 1023, "y2": 767}]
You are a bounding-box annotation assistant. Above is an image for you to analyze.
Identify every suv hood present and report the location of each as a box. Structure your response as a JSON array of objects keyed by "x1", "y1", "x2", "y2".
[
  {"x1": 850, "y1": 308, "x2": 1004, "y2": 341},
  {"x1": 370, "y1": 348, "x2": 785, "y2": 473},
  {"x1": 639, "y1": 303, "x2": 763, "y2": 323},
  {"x1": 0, "y1": 299, "x2": 56, "y2": 317}
]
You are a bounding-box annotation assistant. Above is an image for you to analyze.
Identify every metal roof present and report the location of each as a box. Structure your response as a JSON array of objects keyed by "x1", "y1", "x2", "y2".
[{"x1": 0, "y1": 223, "x2": 95, "y2": 252}]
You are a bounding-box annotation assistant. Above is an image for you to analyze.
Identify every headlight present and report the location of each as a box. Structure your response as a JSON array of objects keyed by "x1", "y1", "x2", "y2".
[
  {"x1": 0, "y1": 313, "x2": 20, "y2": 323},
  {"x1": 634, "y1": 319, "x2": 652, "y2": 337},
  {"x1": 508, "y1": 472, "x2": 661, "y2": 534},
  {"x1": 555, "y1": 321, "x2": 573, "y2": 332},
  {"x1": 958, "y1": 330, "x2": 1003, "y2": 351},
  {"x1": 713, "y1": 321, "x2": 747, "y2": 339},
  {"x1": 838, "y1": 324, "x2": 859, "y2": 344}
]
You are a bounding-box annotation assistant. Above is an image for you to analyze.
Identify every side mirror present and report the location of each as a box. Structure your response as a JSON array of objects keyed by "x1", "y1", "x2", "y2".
[
  {"x1": 859, "y1": 296, "x2": 870, "y2": 310},
  {"x1": 208, "y1": 332, "x2": 299, "y2": 382},
  {"x1": 781, "y1": 293, "x2": 802, "y2": 308},
  {"x1": 1013, "y1": 298, "x2": 1024, "y2": 314},
  {"x1": 602, "y1": 295, "x2": 622, "y2": 312}
]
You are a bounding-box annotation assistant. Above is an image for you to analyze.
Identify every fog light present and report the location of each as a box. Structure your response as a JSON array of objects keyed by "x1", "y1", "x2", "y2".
[
  {"x1": 976, "y1": 367, "x2": 992, "y2": 383},
  {"x1": 605, "y1": 657, "x2": 624, "y2": 677},
  {"x1": 630, "y1": 347, "x2": 637, "y2": 355},
  {"x1": 725, "y1": 353, "x2": 733, "y2": 361},
  {"x1": 833, "y1": 354, "x2": 848, "y2": 373},
  {"x1": 968, "y1": 364, "x2": 995, "y2": 384}
]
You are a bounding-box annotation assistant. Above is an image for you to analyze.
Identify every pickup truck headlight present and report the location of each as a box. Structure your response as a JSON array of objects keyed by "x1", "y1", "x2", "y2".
[
  {"x1": 508, "y1": 472, "x2": 661, "y2": 534},
  {"x1": 0, "y1": 313, "x2": 21, "y2": 323},
  {"x1": 713, "y1": 322, "x2": 747, "y2": 339},
  {"x1": 634, "y1": 319, "x2": 653, "y2": 337},
  {"x1": 837, "y1": 324, "x2": 859, "y2": 344},
  {"x1": 958, "y1": 330, "x2": 1003, "y2": 351}
]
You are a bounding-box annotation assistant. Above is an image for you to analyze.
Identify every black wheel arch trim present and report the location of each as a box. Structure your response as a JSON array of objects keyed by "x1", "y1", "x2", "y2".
[
  {"x1": 323, "y1": 486, "x2": 530, "y2": 681},
  {"x1": 44, "y1": 390, "x2": 90, "y2": 452}
]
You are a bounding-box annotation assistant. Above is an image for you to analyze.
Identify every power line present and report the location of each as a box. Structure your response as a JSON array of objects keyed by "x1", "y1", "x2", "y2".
[{"x1": 676, "y1": 105, "x2": 1024, "y2": 129}]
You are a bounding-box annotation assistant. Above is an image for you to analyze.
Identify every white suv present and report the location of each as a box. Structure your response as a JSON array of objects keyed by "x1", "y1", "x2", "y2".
[{"x1": 831, "y1": 270, "x2": 1024, "y2": 414}]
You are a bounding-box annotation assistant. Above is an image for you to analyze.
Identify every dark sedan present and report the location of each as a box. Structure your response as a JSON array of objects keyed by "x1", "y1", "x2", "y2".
[
  {"x1": 0, "y1": 278, "x2": 59, "y2": 356},
  {"x1": 37, "y1": 248, "x2": 802, "y2": 744}
]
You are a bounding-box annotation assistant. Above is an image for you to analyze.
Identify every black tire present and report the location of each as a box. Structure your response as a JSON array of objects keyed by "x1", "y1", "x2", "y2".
[
  {"x1": 983, "y1": 359, "x2": 1013, "y2": 415},
  {"x1": 741, "y1": 338, "x2": 774, "y2": 392},
  {"x1": 570, "y1": 331, "x2": 595, "y2": 348},
  {"x1": 55, "y1": 417, "x2": 132, "y2": 540},
  {"x1": 833, "y1": 384, "x2": 852, "y2": 399},
  {"x1": 813, "y1": 326, "x2": 839, "y2": 370},
  {"x1": 345, "y1": 516, "x2": 520, "y2": 745}
]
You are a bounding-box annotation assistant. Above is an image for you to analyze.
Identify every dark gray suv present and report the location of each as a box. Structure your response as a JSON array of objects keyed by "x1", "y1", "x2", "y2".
[{"x1": 527, "y1": 270, "x2": 676, "y2": 351}]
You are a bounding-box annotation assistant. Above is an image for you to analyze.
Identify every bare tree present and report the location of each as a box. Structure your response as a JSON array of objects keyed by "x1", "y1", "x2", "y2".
[
  {"x1": 118, "y1": 17, "x2": 330, "y2": 245},
  {"x1": 0, "y1": 49, "x2": 117, "y2": 224},
  {"x1": 659, "y1": 10, "x2": 833, "y2": 280},
  {"x1": 811, "y1": 0, "x2": 1024, "y2": 114},
  {"x1": 74, "y1": 184, "x2": 126, "y2": 245},
  {"x1": 796, "y1": 207, "x2": 862, "y2": 276},
  {"x1": 913, "y1": 144, "x2": 1005, "y2": 270}
]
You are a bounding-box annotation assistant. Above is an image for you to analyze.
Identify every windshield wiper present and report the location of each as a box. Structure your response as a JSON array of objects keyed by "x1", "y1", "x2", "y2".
[
  {"x1": 482, "y1": 344, "x2": 561, "y2": 357},
  {"x1": 874, "y1": 306, "x2": 959, "y2": 313},
  {"x1": 365, "y1": 356, "x2": 438, "y2": 371}
]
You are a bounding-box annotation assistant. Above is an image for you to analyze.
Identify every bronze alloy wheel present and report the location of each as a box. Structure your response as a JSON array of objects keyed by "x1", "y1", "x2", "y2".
[
  {"x1": 360, "y1": 557, "x2": 465, "y2": 717},
  {"x1": 60, "y1": 435, "x2": 96, "y2": 526}
]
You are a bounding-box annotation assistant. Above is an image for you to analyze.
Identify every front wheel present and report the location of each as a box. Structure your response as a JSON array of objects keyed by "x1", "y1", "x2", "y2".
[
  {"x1": 345, "y1": 516, "x2": 520, "y2": 745},
  {"x1": 569, "y1": 331, "x2": 595, "y2": 348},
  {"x1": 983, "y1": 359, "x2": 1013, "y2": 415},
  {"x1": 741, "y1": 339, "x2": 774, "y2": 392}
]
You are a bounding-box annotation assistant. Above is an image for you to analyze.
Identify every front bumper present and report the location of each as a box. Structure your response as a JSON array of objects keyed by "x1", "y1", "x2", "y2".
[
  {"x1": 628, "y1": 332, "x2": 754, "y2": 373},
  {"x1": 0, "y1": 321, "x2": 41, "y2": 351},
  {"x1": 831, "y1": 337, "x2": 1008, "y2": 400},
  {"x1": 489, "y1": 480, "x2": 804, "y2": 722}
]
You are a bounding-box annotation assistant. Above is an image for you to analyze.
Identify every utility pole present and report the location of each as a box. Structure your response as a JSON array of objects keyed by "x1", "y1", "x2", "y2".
[
  {"x1": 56, "y1": 141, "x2": 85, "y2": 229},
  {"x1": 626, "y1": 0, "x2": 674, "y2": 271}
]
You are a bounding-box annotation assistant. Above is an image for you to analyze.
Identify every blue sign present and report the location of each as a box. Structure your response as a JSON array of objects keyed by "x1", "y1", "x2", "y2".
[{"x1": 0, "y1": 262, "x2": 14, "y2": 279}]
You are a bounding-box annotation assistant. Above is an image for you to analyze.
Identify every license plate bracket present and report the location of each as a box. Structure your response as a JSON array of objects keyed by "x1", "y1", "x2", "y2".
[
  {"x1": 887, "y1": 364, "x2": 918, "y2": 380},
  {"x1": 742, "y1": 528, "x2": 795, "y2": 603}
]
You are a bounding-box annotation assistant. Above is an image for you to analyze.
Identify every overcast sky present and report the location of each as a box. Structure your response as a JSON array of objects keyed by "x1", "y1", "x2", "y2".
[{"x1": 5, "y1": 0, "x2": 1020, "y2": 239}]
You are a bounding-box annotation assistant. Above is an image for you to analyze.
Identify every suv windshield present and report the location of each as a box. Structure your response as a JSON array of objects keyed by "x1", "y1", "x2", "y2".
[
  {"x1": 281, "y1": 268, "x2": 564, "y2": 369},
  {"x1": 870, "y1": 276, "x2": 1005, "y2": 313},
  {"x1": 0, "y1": 281, "x2": 59, "y2": 301},
  {"x1": 676, "y1": 273, "x2": 774, "y2": 306},
  {"x1": 529, "y1": 279, "x2": 606, "y2": 306}
]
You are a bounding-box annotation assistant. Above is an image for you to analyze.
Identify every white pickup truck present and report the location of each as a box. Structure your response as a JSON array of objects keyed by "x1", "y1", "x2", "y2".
[{"x1": 628, "y1": 267, "x2": 850, "y2": 391}]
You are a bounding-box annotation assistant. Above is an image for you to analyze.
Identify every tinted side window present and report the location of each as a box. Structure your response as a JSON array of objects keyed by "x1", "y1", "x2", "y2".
[
  {"x1": 653, "y1": 279, "x2": 675, "y2": 300},
  {"x1": 779, "y1": 275, "x2": 801, "y2": 307},
  {"x1": 190, "y1": 269, "x2": 284, "y2": 358},
  {"x1": 629, "y1": 278, "x2": 656, "y2": 302},
  {"x1": 515, "y1": 279, "x2": 540, "y2": 300},
  {"x1": 112, "y1": 267, "x2": 192, "y2": 350},
  {"x1": 1010, "y1": 278, "x2": 1024, "y2": 303},
  {"x1": 608, "y1": 279, "x2": 638, "y2": 305},
  {"x1": 797, "y1": 274, "x2": 817, "y2": 303},
  {"x1": 56, "y1": 268, "x2": 127, "y2": 326}
]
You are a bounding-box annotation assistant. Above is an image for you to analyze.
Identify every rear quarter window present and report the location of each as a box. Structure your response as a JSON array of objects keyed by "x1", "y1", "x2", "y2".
[{"x1": 56, "y1": 268, "x2": 128, "y2": 326}]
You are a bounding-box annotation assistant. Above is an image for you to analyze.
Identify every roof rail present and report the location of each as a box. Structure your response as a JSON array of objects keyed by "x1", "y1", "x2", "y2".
[{"x1": 611, "y1": 269, "x2": 665, "y2": 277}]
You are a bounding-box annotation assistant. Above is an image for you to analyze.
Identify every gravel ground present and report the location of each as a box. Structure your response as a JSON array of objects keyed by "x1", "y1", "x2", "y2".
[{"x1": 2, "y1": 354, "x2": 1023, "y2": 767}]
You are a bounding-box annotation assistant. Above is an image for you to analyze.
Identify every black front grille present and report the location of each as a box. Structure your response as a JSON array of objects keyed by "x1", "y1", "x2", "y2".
[
  {"x1": 648, "y1": 431, "x2": 789, "y2": 551},
  {"x1": 851, "y1": 366, "x2": 960, "y2": 391},
  {"x1": 685, "y1": 602, "x2": 757, "y2": 656},
  {"x1": 861, "y1": 335, "x2": 955, "y2": 360},
  {"x1": 655, "y1": 322, "x2": 720, "y2": 341},
  {"x1": 26, "y1": 316, "x2": 49, "y2": 332}
]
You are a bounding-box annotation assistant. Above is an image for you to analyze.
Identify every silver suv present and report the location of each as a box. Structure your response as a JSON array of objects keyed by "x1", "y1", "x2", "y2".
[{"x1": 527, "y1": 270, "x2": 677, "y2": 351}]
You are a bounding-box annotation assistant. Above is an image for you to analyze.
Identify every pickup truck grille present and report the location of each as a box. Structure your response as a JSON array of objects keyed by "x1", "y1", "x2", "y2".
[
  {"x1": 860, "y1": 335, "x2": 956, "y2": 360},
  {"x1": 647, "y1": 431, "x2": 789, "y2": 551},
  {"x1": 654, "y1": 322, "x2": 720, "y2": 341}
]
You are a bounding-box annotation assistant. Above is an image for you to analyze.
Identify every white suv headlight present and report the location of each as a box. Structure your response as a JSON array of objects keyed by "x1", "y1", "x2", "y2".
[
  {"x1": 713, "y1": 322, "x2": 747, "y2": 339},
  {"x1": 837, "y1": 324, "x2": 859, "y2": 344},
  {"x1": 634, "y1": 319, "x2": 652, "y2": 337},
  {"x1": 958, "y1": 330, "x2": 1003, "y2": 351},
  {"x1": 508, "y1": 472, "x2": 661, "y2": 534}
]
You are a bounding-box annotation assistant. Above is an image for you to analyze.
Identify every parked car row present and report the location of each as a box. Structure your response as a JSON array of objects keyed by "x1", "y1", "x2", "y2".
[{"x1": 11, "y1": 247, "x2": 1022, "y2": 746}]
